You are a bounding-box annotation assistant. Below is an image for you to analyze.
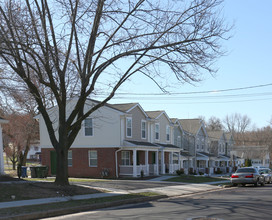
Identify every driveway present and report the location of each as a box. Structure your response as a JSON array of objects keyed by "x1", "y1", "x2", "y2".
[{"x1": 72, "y1": 178, "x2": 222, "y2": 196}]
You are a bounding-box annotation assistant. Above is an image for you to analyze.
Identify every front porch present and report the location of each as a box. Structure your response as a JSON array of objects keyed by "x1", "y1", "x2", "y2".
[{"x1": 117, "y1": 141, "x2": 181, "y2": 177}]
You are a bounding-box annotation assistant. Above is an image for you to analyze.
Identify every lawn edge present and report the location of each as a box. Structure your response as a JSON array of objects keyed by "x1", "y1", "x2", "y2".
[{"x1": 0, "y1": 195, "x2": 167, "y2": 220}]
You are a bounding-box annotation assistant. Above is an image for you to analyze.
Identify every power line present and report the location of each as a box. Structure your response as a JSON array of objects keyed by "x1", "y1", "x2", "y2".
[
  {"x1": 109, "y1": 92, "x2": 272, "y2": 101},
  {"x1": 112, "y1": 83, "x2": 272, "y2": 96}
]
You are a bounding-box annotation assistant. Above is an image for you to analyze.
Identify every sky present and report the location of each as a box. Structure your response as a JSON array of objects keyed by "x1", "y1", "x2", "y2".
[{"x1": 108, "y1": 0, "x2": 272, "y2": 129}]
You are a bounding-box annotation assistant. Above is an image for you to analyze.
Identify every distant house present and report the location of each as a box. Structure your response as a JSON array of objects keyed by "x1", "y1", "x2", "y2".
[
  {"x1": 26, "y1": 141, "x2": 41, "y2": 161},
  {"x1": 178, "y1": 119, "x2": 209, "y2": 174},
  {"x1": 207, "y1": 130, "x2": 232, "y2": 173},
  {"x1": 0, "y1": 117, "x2": 8, "y2": 175},
  {"x1": 231, "y1": 145, "x2": 270, "y2": 168}
]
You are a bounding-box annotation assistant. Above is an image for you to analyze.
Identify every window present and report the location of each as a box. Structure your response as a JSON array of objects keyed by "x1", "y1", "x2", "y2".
[
  {"x1": 126, "y1": 117, "x2": 132, "y2": 137},
  {"x1": 88, "y1": 150, "x2": 97, "y2": 167},
  {"x1": 68, "y1": 150, "x2": 72, "y2": 167},
  {"x1": 121, "y1": 151, "x2": 130, "y2": 165},
  {"x1": 141, "y1": 120, "x2": 146, "y2": 139},
  {"x1": 166, "y1": 125, "x2": 170, "y2": 142},
  {"x1": 155, "y1": 123, "x2": 160, "y2": 140},
  {"x1": 84, "y1": 118, "x2": 93, "y2": 136}
]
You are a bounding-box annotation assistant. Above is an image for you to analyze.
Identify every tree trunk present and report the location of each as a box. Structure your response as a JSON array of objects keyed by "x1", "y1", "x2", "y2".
[
  {"x1": 55, "y1": 147, "x2": 69, "y2": 186},
  {"x1": 21, "y1": 143, "x2": 30, "y2": 166},
  {"x1": 12, "y1": 161, "x2": 16, "y2": 170}
]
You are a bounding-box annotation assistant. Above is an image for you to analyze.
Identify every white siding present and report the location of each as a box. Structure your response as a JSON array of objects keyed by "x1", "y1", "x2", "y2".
[{"x1": 39, "y1": 99, "x2": 123, "y2": 148}]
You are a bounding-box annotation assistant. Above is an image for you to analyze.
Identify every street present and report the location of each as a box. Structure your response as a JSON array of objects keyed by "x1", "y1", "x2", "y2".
[{"x1": 44, "y1": 184, "x2": 272, "y2": 220}]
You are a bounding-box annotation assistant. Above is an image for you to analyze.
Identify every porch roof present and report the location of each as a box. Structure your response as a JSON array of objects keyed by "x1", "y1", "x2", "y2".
[
  {"x1": 196, "y1": 152, "x2": 209, "y2": 161},
  {"x1": 156, "y1": 143, "x2": 180, "y2": 149},
  {"x1": 180, "y1": 151, "x2": 193, "y2": 158},
  {"x1": 216, "y1": 155, "x2": 230, "y2": 161},
  {"x1": 125, "y1": 140, "x2": 158, "y2": 146},
  {"x1": 197, "y1": 152, "x2": 216, "y2": 157}
]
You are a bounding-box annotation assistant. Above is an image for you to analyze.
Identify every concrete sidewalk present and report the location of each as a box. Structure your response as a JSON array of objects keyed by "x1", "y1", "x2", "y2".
[
  {"x1": 0, "y1": 180, "x2": 227, "y2": 209},
  {"x1": 0, "y1": 192, "x2": 126, "y2": 209}
]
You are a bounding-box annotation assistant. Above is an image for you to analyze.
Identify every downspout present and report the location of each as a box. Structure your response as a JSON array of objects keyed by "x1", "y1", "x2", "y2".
[{"x1": 115, "y1": 148, "x2": 122, "y2": 178}]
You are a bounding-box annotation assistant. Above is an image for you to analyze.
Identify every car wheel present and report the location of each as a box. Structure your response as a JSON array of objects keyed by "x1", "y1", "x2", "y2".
[{"x1": 241, "y1": 183, "x2": 246, "y2": 187}]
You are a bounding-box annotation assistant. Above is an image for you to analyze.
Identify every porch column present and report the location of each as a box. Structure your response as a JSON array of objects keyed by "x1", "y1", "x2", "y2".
[
  {"x1": 133, "y1": 149, "x2": 137, "y2": 177},
  {"x1": 161, "y1": 151, "x2": 165, "y2": 174},
  {"x1": 155, "y1": 150, "x2": 159, "y2": 175},
  {"x1": 145, "y1": 150, "x2": 149, "y2": 175},
  {"x1": 178, "y1": 152, "x2": 181, "y2": 170},
  {"x1": 170, "y1": 152, "x2": 173, "y2": 174},
  {"x1": 0, "y1": 125, "x2": 4, "y2": 175}
]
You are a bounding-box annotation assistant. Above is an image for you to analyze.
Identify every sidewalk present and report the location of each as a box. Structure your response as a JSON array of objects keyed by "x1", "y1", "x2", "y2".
[{"x1": 0, "y1": 177, "x2": 228, "y2": 209}]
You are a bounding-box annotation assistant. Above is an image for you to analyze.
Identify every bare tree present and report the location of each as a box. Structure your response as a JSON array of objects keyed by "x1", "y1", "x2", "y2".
[
  {"x1": 0, "y1": 0, "x2": 231, "y2": 185},
  {"x1": 206, "y1": 116, "x2": 222, "y2": 131},
  {"x1": 223, "y1": 113, "x2": 251, "y2": 134},
  {"x1": 2, "y1": 113, "x2": 39, "y2": 169}
]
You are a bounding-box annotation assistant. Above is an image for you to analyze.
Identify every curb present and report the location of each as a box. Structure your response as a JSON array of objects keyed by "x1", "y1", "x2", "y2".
[{"x1": 0, "y1": 195, "x2": 167, "y2": 220}]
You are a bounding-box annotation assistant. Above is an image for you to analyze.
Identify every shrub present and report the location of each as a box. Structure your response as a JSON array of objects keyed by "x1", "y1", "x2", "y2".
[{"x1": 176, "y1": 169, "x2": 184, "y2": 175}]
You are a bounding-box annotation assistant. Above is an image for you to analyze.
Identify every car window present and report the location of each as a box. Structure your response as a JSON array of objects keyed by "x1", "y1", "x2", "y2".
[
  {"x1": 236, "y1": 168, "x2": 256, "y2": 173},
  {"x1": 259, "y1": 169, "x2": 269, "y2": 174}
]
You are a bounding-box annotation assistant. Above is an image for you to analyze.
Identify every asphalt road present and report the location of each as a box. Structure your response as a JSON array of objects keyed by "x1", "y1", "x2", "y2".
[{"x1": 45, "y1": 184, "x2": 272, "y2": 220}]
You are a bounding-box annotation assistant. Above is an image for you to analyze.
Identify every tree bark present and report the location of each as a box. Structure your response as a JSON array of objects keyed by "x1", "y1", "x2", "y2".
[{"x1": 55, "y1": 147, "x2": 69, "y2": 186}]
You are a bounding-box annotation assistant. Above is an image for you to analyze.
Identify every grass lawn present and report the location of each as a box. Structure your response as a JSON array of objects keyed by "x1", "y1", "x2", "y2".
[
  {"x1": 164, "y1": 175, "x2": 228, "y2": 183},
  {"x1": 0, "y1": 192, "x2": 159, "y2": 218},
  {"x1": 0, "y1": 181, "x2": 103, "y2": 202}
]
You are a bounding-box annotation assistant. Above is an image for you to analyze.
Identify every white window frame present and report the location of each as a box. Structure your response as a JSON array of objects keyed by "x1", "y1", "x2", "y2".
[
  {"x1": 126, "y1": 117, "x2": 132, "y2": 138},
  {"x1": 68, "y1": 150, "x2": 72, "y2": 167},
  {"x1": 121, "y1": 151, "x2": 130, "y2": 165},
  {"x1": 141, "y1": 120, "x2": 146, "y2": 139},
  {"x1": 155, "y1": 123, "x2": 160, "y2": 140},
  {"x1": 84, "y1": 118, "x2": 93, "y2": 136},
  {"x1": 88, "y1": 150, "x2": 98, "y2": 167},
  {"x1": 166, "y1": 125, "x2": 170, "y2": 142}
]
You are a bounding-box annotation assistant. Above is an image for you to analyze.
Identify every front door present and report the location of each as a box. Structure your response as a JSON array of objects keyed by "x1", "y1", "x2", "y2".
[{"x1": 50, "y1": 151, "x2": 57, "y2": 175}]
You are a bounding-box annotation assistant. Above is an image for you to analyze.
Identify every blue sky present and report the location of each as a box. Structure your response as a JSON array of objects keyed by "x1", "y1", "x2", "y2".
[{"x1": 109, "y1": 0, "x2": 272, "y2": 129}]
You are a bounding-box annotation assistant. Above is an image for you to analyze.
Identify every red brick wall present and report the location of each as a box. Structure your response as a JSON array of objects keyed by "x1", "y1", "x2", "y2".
[{"x1": 41, "y1": 148, "x2": 118, "y2": 178}]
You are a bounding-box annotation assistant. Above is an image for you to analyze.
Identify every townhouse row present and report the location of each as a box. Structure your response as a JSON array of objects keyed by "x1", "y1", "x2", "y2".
[{"x1": 39, "y1": 98, "x2": 235, "y2": 178}]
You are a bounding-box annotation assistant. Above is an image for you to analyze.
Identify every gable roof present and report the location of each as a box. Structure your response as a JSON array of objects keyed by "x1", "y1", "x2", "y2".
[
  {"x1": 178, "y1": 119, "x2": 204, "y2": 135},
  {"x1": 207, "y1": 130, "x2": 225, "y2": 141},
  {"x1": 110, "y1": 103, "x2": 148, "y2": 117},
  {"x1": 146, "y1": 110, "x2": 172, "y2": 123},
  {"x1": 110, "y1": 103, "x2": 138, "y2": 112},
  {"x1": 146, "y1": 111, "x2": 164, "y2": 119}
]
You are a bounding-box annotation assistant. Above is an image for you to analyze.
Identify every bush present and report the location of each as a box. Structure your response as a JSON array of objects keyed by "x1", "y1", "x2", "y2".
[
  {"x1": 214, "y1": 170, "x2": 222, "y2": 174},
  {"x1": 176, "y1": 169, "x2": 184, "y2": 175},
  {"x1": 198, "y1": 171, "x2": 204, "y2": 175}
]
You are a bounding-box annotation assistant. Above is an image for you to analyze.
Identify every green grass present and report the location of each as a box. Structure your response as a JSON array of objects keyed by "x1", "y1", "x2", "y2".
[
  {"x1": 164, "y1": 175, "x2": 227, "y2": 183},
  {"x1": 0, "y1": 192, "x2": 160, "y2": 218}
]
